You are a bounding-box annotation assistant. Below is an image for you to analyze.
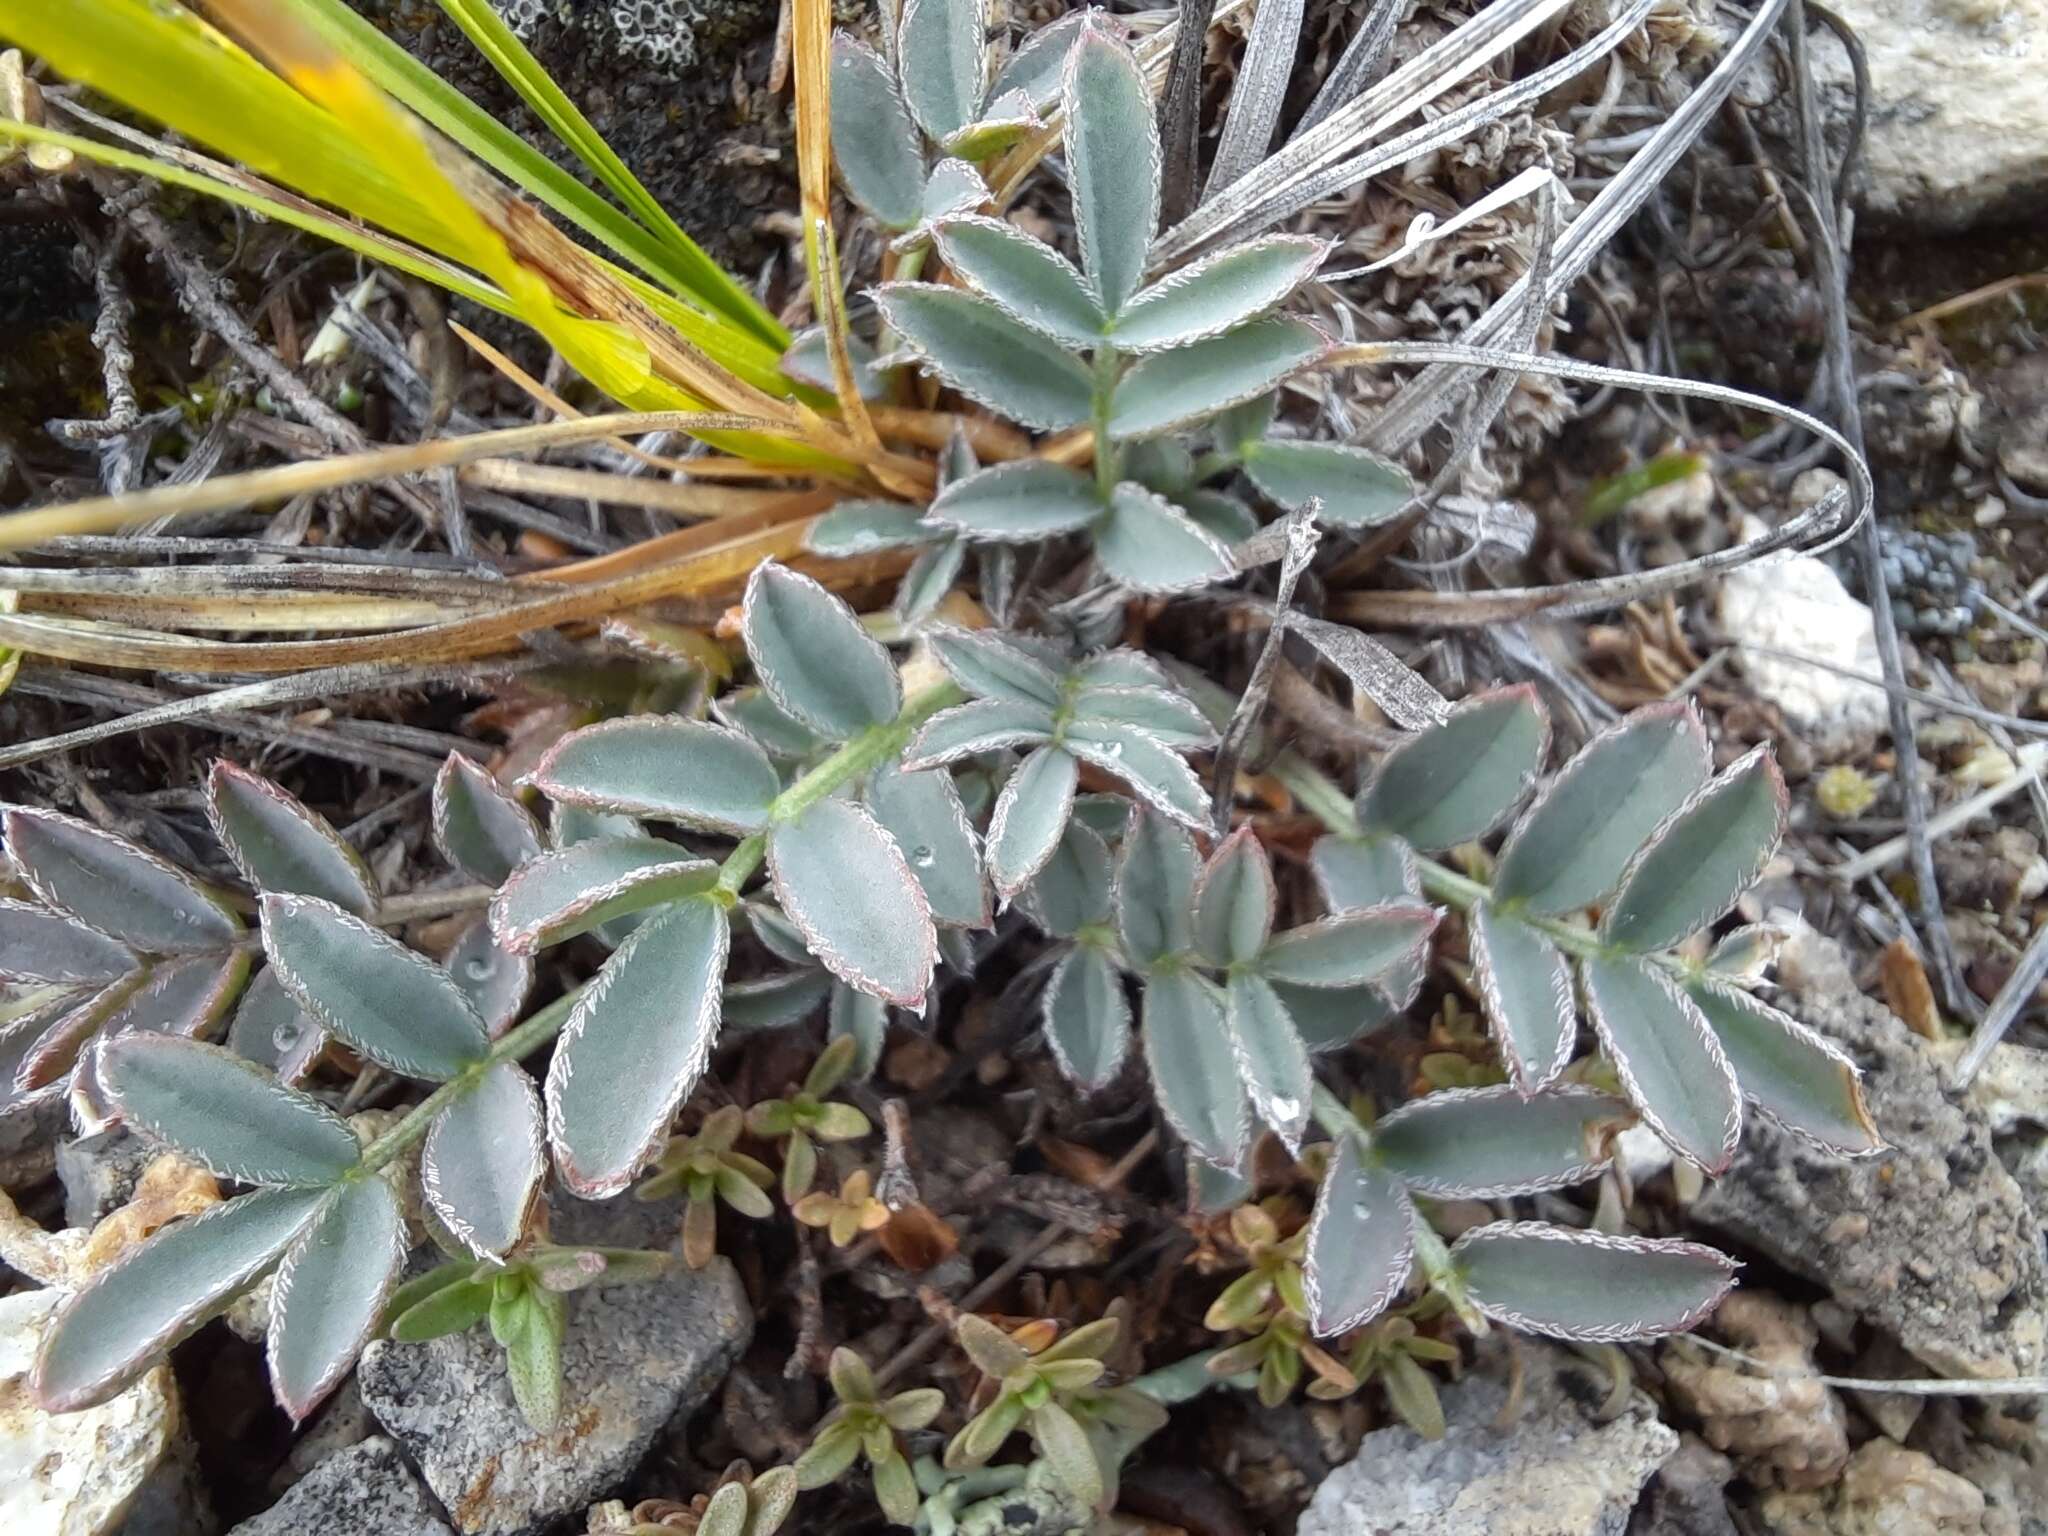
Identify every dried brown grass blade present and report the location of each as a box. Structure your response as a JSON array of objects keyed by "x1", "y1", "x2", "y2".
[
  {"x1": 793, "y1": 0, "x2": 878, "y2": 449},
  {"x1": 0, "y1": 411, "x2": 784, "y2": 550}
]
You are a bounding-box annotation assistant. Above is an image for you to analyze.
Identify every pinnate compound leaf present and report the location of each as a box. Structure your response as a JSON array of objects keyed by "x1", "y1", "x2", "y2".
[
  {"x1": 0, "y1": 898, "x2": 135, "y2": 984},
  {"x1": 1493, "y1": 702, "x2": 1711, "y2": 915},
  {"x1": 928, "y1": 459, "x2": 1102, "y2": 542},
  {"x1": 920, "y1": 156, "x2": 990, "y2": 224},
  {"x1": 769, "y1": 798, "x2": 936, "y2": 1006},
  {"x1": 446, "y1": 921, "x2": 533, "y2": 1037},
  {"x1": 1256, "y1": 905, "x2": 1437, "y2": 989},
  {"x1": 433, "y1": 755, "x2": 544, "y2": 886},
  {"x1": 1452, "y1": 1222, "x2": 1737, "y2": 1341},
  {"x1": 1311, "y1": 833, "x2": 1418, "y2": 911},
  {"x1": 1194, "y1": 828, "x2": 1275, "y2": 966},
  {"x1": 527, "y1": 716, "x2": 780, "y2": 834},
  {"x1": 33, "y1": 1186, "x2": 327, "y2": 1412},
  {"x1": 4, "y1": 807, "x2": 238, "y2": 953},
  {"x1": 1183, "y1": 490, "x2": 1260, "y2": 545},
  {"x1": 1602, "y1": 747, "x2": 1786, "y2": 953},
  {"x1": 1358, "y1": 686, "x2": 1548, "y2": 850},
  {"x1": 488, "y1": 839, "x2": 718, "y2": 954},
  {"x1": 1094, "y1": 483, "x2": 1234, "y2": 593},
  {"x1": 1043, "y1": 942, "x2": 1130, "y2": 1090},
  {"x1": 1064, "y1": 21, "x2": 1158, "y2": 314},
  {"x1": 98, "y1": 949, "x2": 248, "y2": 1045},
  {"x1": 985, "y1": 745, "x2": 1078, "y2": 900},
  {"x1": 830, "y1": 36, "x2": 925, "y2": 229},
  {"x1": 713, "y1": 687, "x2": 828, "y2": 762},
  {"x1": 207, "y1": 763, "x2": 374, "y2": 914},
  {"x1": 867, "y1": 758, "x2": 988, "y2": 927},
  {"x1": 1304, "y1": 1133, "x2": 1413, "y2": 1336},
  {"x1": 747, "y1": 902, "x2": 816, "y2": 967},
  {"x1": 897, "y1": 538, "x2": 970, "y2": 627},
  {"x1": 1241, "y1": 439, "x2": 1413, "y2": 529},
  {"x1": 784, "y1": 326, "x2": 885, "y2": 397},
  {"x1": 1112, "y1": 236, "x2": 1327, "y2": 351},
  {"x1": 929, "y1": 625, "x2": 1064, "y2": 708},
  {"x1": 993, "y1": 10, "x2": 1084, "y2": 107},
  {"x1": 269, "y1": 1174, "x2": 406, "y2": 1421},
  {"x1": 424, "y1": 1060, "x2": 544, "y2": 1258},
  {"x1": 933, "y1": 216, "x2": 1103, "y2": 347},
  {"x1": 1107, "y1": 318, "x2": 1325, "y2": 439},
  {"x1": 942, "y1": 94, "x2": 1037, "y2": 162},
  {"x1": 98, "y1": 1034, "x2": 359, "y2": 1186},
  {"x1": 1068, "y1": 685, "x2": 1215, "y2": 748},
  {"x1": 1065, "y1": 719, "x2": 1211, "y2": 829},
  {"x1": 827, "y1": 983, "x2": 889, "y2": 1078},
  {"x1": 1114, "y1": 807, "x2": 1198, "y2": 967},
  {"x1": 1581, "y1": 954, "x2": 1742, "y2": 1174},
  {"x1": 1225, "y1": 972, "x2": 1312, "y2": 1149},
  {"x1": 1469, "y1": 901, "x2": 1576, "y2": 1094},
  {"x1": 226, "y1": 965, "x2": 318, "y2": 1080},
  {"x1": 876, "y1": 285, "x2": 1094, "y2": 431},
  {"x1": 261, "y1": 895, "x2": 489, "y2": 1080},
  {"x1": 743, "y1": 562, "x2": 901, "y2": 743},
  {"x1": 807, "y1": 499, "x2": 936, "y2": 555},
  {"x1": 722, "y1": 970, "x2": 832, "y2": 1032},
  {"x1": 897, "y1": 0, "x2": 984, "y2": 141},
  {"x1": 1372, "y1": 1085, "x2": 1627, "y2": 1198},
  {"x1": 1075, "y1": 649, "x2": 1178, "y2": 693},
  {"x1": 546, "y1": 898, "x2": 729, "y2": 1198},
  {"x1": 1143, "y1": 967, "x2": 1246, "y2": 1168},
  {"x1": 903, "y1": 697, "x2": 1056, "y2": 768},
  {"x1": 1684, "y1": 977, "x2": 1880, "y2": 1155},
  {"x1": 1021, "y1": 820, "x2": 1113, "y2": 938}
]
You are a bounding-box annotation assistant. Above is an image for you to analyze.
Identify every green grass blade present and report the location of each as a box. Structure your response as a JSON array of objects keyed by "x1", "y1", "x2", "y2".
[
  {"x1": 292, "y1": 0, "x2": 770, "y2": 340},
  {"x1": 427, "y1": 0, "x2": 786, "y2": 347},
  {"x1": 0, "y1": 120, "x2": 511, "y2": 315}
]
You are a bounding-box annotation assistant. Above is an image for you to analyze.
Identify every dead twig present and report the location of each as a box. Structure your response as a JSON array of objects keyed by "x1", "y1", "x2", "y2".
[{"x1": 1785, "y1": 0, "x2": 1970, "y2": 1019}]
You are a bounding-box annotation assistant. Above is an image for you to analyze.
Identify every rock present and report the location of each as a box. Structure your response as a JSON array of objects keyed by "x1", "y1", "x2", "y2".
[
  {"x1": 0, "y1": 1287, "x2": 210, "y2": 1535},
  {"x1": 1912, "y1": 1399, "x2": 2046, "y2": 1536},
  {"x1": 1716, "y1": 506, "x2": 1886, "y2": 761},
  {"x1": 57, "y1": 1126, "x2": 156, "y2": 1227},
  {"x1": 1692, "y1": 931, "x2": 2048, "y2": 1380},
  {"x1": 1662, "y1": 1294, "x2": 1859, "y2": 1499},
  {"x1": 1661, "y1": 1293, "x2": 1849, "y2": 1490},
  {"x1": 1296, "y1": 1340, "x2": 1677, "y2": 1536},
  {"x1": 1629, "y1": 1436, "x2": 1738, "y2": 1536},
  {"x1": 1760, "y1": 1439, "x2": 1988, "y2": 1536},
  {"x1": 0, "y1": 1089, "x2": 66, "y2": 1189},
  {"x1": 228, "y1": 1436, "x2": 450, "y2": 1536},
  {"x1": 1988, "y1": 353, "x2": 2048, "y2": 495},
  {"x1": 359, "y1": 1191, "x2": 753, "y2": 1536},
  {"x1": 1806, "y1": 0, "x2": 2048, "y2": 232},
  {"x1": 269, "y1": 1379, "x2": 374, "y2": 1496}
]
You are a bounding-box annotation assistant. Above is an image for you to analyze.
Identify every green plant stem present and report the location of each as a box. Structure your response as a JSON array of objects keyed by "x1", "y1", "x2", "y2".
[
  {"x1": 1091, "y1": 344, "x2": 1122, "y2": 500},
  {"x1": 355, "y1": 680, "x2": 965, "y2": 1176},
  {"x1": 1265, "y1": 746, "x2": 1614, "y2": 962},
  {"x1": 359, "y1": 982, "x2": 589, "y2": 1174}
]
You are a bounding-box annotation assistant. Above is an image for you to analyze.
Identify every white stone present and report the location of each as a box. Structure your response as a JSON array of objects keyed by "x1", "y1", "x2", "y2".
[
  {"x1": 1813, "y1": 0, "x2": 2048, "y2": 231},
  {"x1": 1298, "y1": 1341, "x2": 1677, "y2": 1536},
  {"x1": 0, "y1": 1289, "x2": 178, "y2": 1536},
  {"x1": 1716, "y1": 511, "x2": 1887, "y2": 760}
]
